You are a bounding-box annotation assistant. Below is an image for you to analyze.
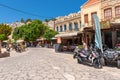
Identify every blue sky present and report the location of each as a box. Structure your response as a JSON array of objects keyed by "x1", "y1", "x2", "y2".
[{"x1": 0, "y1": 0, "x2": 87, "y2": 23}]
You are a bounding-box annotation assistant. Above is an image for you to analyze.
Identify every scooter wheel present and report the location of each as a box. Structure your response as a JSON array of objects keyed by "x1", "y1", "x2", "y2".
[
  {"x1": 117, "y1": 60, "x2": 120, "y2": 68},
  {"x1": 77, "y1": 58, "x2": 81, "y2": 64},
  {"x1": 100, "y1": 57, "x2": 105, "y2": 66},
  {"x1": 73, "y1": 52, "x2": 77, "y2": 59},
  {"x1": 93, "y1": 59, "x2": 102, "y2": 69}
]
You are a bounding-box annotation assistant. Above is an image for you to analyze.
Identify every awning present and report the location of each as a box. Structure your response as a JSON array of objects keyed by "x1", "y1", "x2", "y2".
[
  {"x1": 36, "y1": 37, "x2": 56, "y2": 41},
  {"x1": 55, "y1": 32, "x2": 78, "y2": 37},
  {"x1": 3, "y1": 40, "x2": 8, "y2": 43}
]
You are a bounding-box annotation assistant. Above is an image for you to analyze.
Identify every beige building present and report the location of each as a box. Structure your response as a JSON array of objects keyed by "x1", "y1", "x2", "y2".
[
  {"x1": 53, "y1": 0, "x2": 120, "y2": 49},
  {"x1": 80, "y1": 0, "x2": 101, "y2": 46},
  {"x1": 81, "y1": 0, "x2": 101, "y2": 27},
  {"x1": 55, "y1": 12, "x2": 83, "y2": 46},
  {"x1": 101, "y1": 0, "x2": 120, "y2": 48},
  {"x1": 43, "y1": 20, "x2": 55, "y2": 30},
  {"x1": 80, "y1": 0, "x2": 120, "y2": 48}
]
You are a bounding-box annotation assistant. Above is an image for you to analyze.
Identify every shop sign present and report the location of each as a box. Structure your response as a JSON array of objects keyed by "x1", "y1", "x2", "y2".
[
  {"x1": 93, "y1": 21, "x2": 110, "y2": 30},
  {"x1": 100, "y1": 21, "x2": 110, "y2": 29}
]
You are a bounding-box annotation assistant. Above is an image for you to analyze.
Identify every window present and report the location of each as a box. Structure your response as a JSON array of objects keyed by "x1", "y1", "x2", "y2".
[
  {"x1": 69, "y1": 23, "x2": 72, "y2": 31},
  {"x1": 104, "y1": 8, "x2": 112, "y2": 20},
  {"x1": 74, "y1": 22, "x2": 78, "y2": 31},
  {"x1": 84, "y1": 14, "x2": 88, "y2": 23},
  {"x1": 56, "y1": 26, "x2": 59, "y2": 32},
  {"x1": 60, "y1": 26, "x2": 62, "y2": 32},
  {"x1": 115, "y1": 6, "x2": 120, "y2": 18},
  {"x1": 64, "y1": 24, "x2": 67, "y2": 31},
  {"x1": 91, "y1": 12, "x2": 97, "y2": 24}
]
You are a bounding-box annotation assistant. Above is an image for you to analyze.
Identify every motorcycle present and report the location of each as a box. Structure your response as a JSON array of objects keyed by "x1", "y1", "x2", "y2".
[
  {"x1": 103, "y1": 44, "x2": 120, "y2": 68},
  {"x1": 73, "y1": 45, "x2": 103, "y2": 69}
]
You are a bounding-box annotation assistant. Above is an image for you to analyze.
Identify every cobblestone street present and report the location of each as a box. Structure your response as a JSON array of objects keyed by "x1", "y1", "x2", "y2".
[{"x1": 0, "y1": 48, "x2": 120, "y2": 80}]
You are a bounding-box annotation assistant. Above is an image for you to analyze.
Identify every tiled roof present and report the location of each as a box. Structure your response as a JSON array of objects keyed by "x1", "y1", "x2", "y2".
[{"x1": 84, "y1": 0, "x2": 100, "y2": 7}]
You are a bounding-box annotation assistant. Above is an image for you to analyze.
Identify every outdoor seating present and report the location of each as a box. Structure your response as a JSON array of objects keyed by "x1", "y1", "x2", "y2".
[
  {"x1": 68, "y1": 46, "x2": 76, "y2": 52},
  {"x1": 62, "y1": 46, "x2": 68, "y2": 51},
  {"x1": 62, "y1": 45, "x2": 76, "y2": 52}
]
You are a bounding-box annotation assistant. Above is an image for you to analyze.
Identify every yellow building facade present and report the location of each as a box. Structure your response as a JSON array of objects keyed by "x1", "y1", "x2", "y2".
[
  {"x1": 81, "y1": 0, "x2": 120, "y2": 48},
  {"x1": 55, "y1": 12, "x2": 83, "y2": 46},
  {"x1": 80, "y1": 0, "x2": 101, "y2": 46},
  {"x1": 101, "y1": 0, "x2": 120, "y2": 48}
]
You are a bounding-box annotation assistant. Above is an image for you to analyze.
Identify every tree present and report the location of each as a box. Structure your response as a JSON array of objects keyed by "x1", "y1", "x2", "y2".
[
  {"x1": 0, "y1": 24, "x2": 12, "y2": 53},
  {"x1": 20, "y1": 18, "x2": 25, "y2": 23},
  {"x1": 12, "y1": 27, "x2": 23, "y2": 41},
  {"x1": 13, "y1": 19, "x2": 58, "y2": 43},
  {"x1": 25, "y1": 18, "x2": 32, "y2": 24},
  {"x1": 43, "y1": 29, "x2": 58, "y2": 41},
  {"x1": 12, "y1": 20, "x2": 48, "y2": 42}
]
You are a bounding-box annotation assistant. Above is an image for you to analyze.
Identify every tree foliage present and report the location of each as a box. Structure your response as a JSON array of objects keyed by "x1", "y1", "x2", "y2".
[
  {"x1": 25, "y1": 18, "x2": 32, "y2": 23},
  {"x1": 13, "y1": 20, "x2": 47, "y2": 41},
  {"x1": 0, "y1": 24, "x2": 12, "y2": 40},
  {"x1": 43, "y1": 29, "x2": 58, "y2": 41},
  {"x1": 0, "y1": 24, "x2": 12, "y2": 53},
  {"x1": 13, "y1": 19, "x2": 58, "y2": 42},
  {"x1": 0, "y1": 34, "x2": 5, "y2": 41},
  {"x1": 20, "y1": 18, "x2": 25, "y2": 23}
]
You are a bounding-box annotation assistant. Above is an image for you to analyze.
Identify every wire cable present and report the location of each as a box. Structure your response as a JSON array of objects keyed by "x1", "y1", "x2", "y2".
[{"x1": 0, "y1": 3, "x2": 53, "y2": 19}]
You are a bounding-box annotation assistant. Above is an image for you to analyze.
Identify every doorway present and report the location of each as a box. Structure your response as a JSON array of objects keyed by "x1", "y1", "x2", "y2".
[{"x1": 104, "y1": 31, "x2": 112, "y2": 48}]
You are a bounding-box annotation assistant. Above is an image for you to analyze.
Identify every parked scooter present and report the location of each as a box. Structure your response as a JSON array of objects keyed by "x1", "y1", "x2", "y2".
[
  {"x1": 73, "y1": 46, "x2": 79, "y2": 59},
  {"x1": 14, "y1": 44, "x2": 22, "y2": 53},
  {"x1": 73, "y1": 45, "x2": 103, "y2": 68},
  {"x1": 103, "y1": 44, "x2": 120, "y2": 68}
]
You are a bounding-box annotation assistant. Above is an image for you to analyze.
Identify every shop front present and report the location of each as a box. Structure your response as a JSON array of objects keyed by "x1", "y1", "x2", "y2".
[
  {"x1": 98, "y1": 21, "x2": 120, "y2": 48},
  {"x1": 55, "y1": 32, "x2": 82, "y2": 51},
  {"x1": 83, "y1": 21, "x2": 115, "y2": 48}
]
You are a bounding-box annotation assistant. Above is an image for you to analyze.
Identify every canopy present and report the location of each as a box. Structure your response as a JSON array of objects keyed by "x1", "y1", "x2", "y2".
[{"x1": 55, "y1": 32, "x2": 78, "y2": 38}]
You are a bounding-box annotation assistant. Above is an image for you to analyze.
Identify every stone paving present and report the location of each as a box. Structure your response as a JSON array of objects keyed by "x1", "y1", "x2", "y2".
[{"x1": 0, "y1": 48, "x2": 120, "y2": 80}]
